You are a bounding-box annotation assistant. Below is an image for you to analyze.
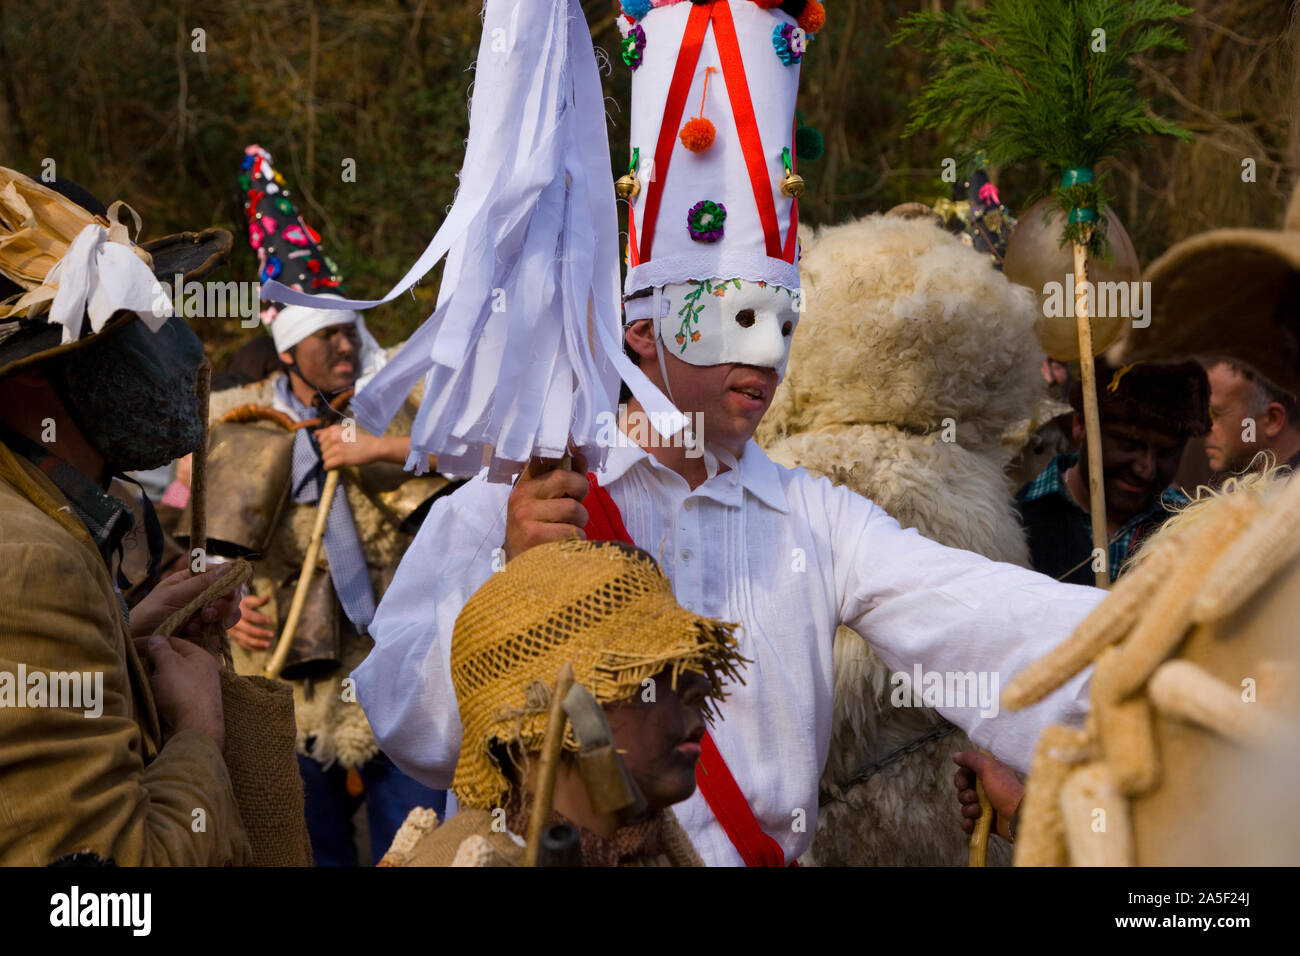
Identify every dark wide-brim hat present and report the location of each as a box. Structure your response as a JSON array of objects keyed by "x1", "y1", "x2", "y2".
[
  {"x1": 1069, "y1": 356, "x2": 1211, "y2": 440},
  {"x1": 1124, "y1": 184, "x2": 1300, "y2": 399},
  {"x1": 0, "y1": 167, "x2": 232, "y2": 381}
]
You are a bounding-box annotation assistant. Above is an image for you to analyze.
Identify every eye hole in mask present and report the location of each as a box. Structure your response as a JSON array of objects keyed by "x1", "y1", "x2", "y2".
[
  {"x1": 735, "y1": 309, "x2": 755, "y2": 328},
  {"x1": 781, "y1": 321, "x2": 793, "y2": 337}
]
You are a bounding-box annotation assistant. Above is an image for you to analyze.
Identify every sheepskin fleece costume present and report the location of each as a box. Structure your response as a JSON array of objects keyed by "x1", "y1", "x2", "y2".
[
  {"x1": 208, "y1": 368, "x2": 420, "y2": 771},
  {"x1": 757, "y1": 214, "x2": 1045, "y2": 866}
]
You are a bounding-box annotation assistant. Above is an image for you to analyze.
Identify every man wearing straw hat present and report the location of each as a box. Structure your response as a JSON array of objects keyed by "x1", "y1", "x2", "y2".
[
  {"x1": 0, "y1": 168, "x2": 253, "y2": 864},
  {"x1": 378, "y1": 538, "x2": 745, "y2": 867}
]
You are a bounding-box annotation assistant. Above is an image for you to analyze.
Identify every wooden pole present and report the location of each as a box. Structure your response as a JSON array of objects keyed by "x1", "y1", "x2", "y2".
[
  {"x1": 264, "y1": 468, "x2": 339, "y2": 679},
  {"x1": 191, "y1": 361, "x2": 211, "y2": 566},
  {"x1": 1073, "y1": 233, "x2": 1111, "y2": 589},
  {"x1": 525, "y1": 662, "x2": 576, "y2": 867},
  {"x1": 968, "y1": 747, "x2": 994, "y2": 867}
]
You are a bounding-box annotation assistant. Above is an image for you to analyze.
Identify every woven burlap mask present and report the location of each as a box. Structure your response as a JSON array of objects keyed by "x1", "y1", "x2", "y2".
[
  {"x1": 450, "y1": 538, "x2": 747, "y2": 811},
  {"x1": 52, "y1": 314, "x2": 204, "y2": 472}
]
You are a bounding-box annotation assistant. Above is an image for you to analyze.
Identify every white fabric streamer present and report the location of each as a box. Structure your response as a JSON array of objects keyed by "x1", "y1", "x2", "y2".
[{"x1": 262, "y1": 0, "x2": 687, "y2": 480}]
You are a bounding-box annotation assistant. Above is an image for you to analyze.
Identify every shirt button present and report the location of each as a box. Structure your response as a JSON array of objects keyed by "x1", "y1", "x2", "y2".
[
  {"x1": 681, "y1": 549, "x2": 693, "y2": 562},
  {"x1": 684, "y1": 602, "x2": 695, "y2": 611},
  {"x1": 684, "y1": 500, "x2": 695, "y2": 512}
]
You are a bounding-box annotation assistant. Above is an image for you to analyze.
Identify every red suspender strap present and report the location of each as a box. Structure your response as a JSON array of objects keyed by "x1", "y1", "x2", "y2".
[
  {"x1": 696, "y1": 726, "x2": 789, "y2": 867},
  {"x1": 636, "y1": 1, "x2": 712, "y2": 264},
  {"x1": 583, "y1": 472, "x2": 792, "y2": 867},
  {"x1": 710, "y1": 1, "x2": 784, "y2": 261},
  {"x1": 583, "y1": 473, "x2": 635, "y2": 545}
]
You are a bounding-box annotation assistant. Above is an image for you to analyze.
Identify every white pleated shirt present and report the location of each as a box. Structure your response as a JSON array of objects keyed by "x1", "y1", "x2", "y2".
[{"x1": 355, "y1": 439, "x2": 1105, "y2": 866}]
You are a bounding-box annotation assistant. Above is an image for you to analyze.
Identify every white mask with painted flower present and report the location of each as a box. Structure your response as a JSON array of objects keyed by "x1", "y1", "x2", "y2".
[{"x1": 628, "y1": 279, "x2": 801, "y2": 379}]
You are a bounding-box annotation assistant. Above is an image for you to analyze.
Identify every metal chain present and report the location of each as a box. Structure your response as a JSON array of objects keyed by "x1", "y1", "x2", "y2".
[{"x1": 819, "y1": 722, "x2": 959, "y2": 807}]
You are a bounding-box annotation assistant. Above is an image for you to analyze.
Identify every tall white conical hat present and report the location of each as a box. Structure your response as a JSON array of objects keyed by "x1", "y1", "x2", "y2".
[{"x1": 617, "y1": 0, "x2": 826, "y2": 377}]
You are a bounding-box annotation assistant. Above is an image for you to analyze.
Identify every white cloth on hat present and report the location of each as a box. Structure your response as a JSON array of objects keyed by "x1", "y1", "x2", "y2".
[
  {"x1": 261, "y1": 0, "x2": 687, "y2": 481},
  {"x1": 353, "y1": 438, "x2": 1105, "y2": 866},
  {"x1": 43, "y1": 223, "x2": 171, "y2": 344}
]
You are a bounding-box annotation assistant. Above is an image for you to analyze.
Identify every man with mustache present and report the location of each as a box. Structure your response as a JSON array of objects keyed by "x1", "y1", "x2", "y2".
[
  {"x1": 1015, "y1": 358, "x2": 1211, "y2": 585},
  {"x1": 209, "y1": 145, "x2": 452, "y2": 866}
]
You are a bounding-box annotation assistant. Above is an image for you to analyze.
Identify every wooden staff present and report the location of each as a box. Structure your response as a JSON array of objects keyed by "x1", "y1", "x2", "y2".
[
  {"x1": 1073, "y1": 230, "x2": 1111, "y2": 589},
  {"x1": 191, "y1": 361, "x2": 212, "y2": 565},
  {"x1": 190, "y1": 361, "x2": 234, "y2": 662},
  {"x1": 968, "y1": 748, "x2": 994, "y2": 867},
  {"x1": 524, "y1": 662, "x2": 576, "y2": 867},
  {"x1": 264, "y1": 467, "x2": 338, "y2": 679}
]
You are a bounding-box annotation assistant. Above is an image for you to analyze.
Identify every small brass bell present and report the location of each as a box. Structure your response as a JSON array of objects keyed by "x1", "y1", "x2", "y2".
[
  {"x1": 615, "y1": 172, "x2": 641, "y2": 200},
  {"x1": 780, "y1": 170, "x2": 805, "y2": 199}
]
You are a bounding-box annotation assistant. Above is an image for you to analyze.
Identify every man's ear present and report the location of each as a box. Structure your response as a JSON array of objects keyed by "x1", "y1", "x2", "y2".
[
  {"x1": 1071, "y1": 411, "x2": 1085, "y2": 445},
  {"x1": 1261, "y1": 401, "x2": 1289, "y2": 439},
  {"x1": 279, "y1": 350, "x2": 295, "y2": 367},
  {"x1": 624, "y1": 320, "x2": 657, "y2": 364}
]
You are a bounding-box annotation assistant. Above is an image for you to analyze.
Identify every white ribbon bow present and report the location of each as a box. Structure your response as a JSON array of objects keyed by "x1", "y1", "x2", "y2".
[{"x1": 42, "y1": 202, "x2": 171, "y2": 344}]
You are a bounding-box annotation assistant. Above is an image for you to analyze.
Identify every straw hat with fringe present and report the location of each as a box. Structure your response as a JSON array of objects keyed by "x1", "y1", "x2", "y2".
[
  {"x1": 450, "y1": 538, "x2": 747, "y2": 811},
  {"x1": 0, "y1": 167, "x2": 231, "y2": 381},
  {"x1": 1125, "y1": 184, "x2": 1300, "y2": 398}
]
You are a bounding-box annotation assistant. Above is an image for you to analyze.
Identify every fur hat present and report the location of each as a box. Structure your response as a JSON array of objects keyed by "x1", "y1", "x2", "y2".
[
  {"x1": 1069, "y1": 357, "x2": 1210, "y2": 440},
  {"x1": 759, "y1": 213, "x2": 1044, "y2": 455}
]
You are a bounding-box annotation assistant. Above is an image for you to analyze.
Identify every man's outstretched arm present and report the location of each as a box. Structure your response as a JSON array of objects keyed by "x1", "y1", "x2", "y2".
[{"x1": 830, "y1": 480, "x2": 1105, "y2": 773}]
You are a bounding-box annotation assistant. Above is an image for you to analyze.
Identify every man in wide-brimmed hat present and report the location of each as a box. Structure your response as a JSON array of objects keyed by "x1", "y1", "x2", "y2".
[
  {"x1": 1015, "y1": 357, "x2": 1211, "y2": 586},
  {"x1": 378, "y1": 538, "x2": 745, "y2": 867},
  {"x1": 1130, "y1": 185, "x2": 1300, "y2": 479},
  {"x1": 0, "y1": 167, "x2": 258, "y2": 864}
]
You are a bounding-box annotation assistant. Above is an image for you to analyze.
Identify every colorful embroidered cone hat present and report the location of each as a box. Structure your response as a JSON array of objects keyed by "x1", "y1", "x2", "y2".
[
  {"x1": 617, "y1": 0, "x2": 826, "y2": 379},
  {"x1": 0, "y1": 167, "x2": 231, "y2": 380},
  {"x1": 449, "y1": 538, "x2": 747, "y2": 811},
  {"x1": 238, "y1": 144, "x2": 386, "y2": 388}
]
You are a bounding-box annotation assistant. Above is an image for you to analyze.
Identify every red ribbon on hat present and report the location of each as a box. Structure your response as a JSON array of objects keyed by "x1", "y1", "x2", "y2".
[{"x1": 636, "y1": 1, "x2": 799, "y2": 269}]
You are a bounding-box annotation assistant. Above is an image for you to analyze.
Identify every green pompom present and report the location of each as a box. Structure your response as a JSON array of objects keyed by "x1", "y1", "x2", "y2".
[{"x1": 795, "y1": 125, "x2": 824, "y2": 162}]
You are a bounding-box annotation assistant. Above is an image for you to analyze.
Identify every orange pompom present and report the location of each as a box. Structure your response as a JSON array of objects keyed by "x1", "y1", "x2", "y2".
[
  {"x1": 680, "y1": 117, "x2": 716, "y2": 153},
  {"x1": 798, "y1": 0, "x2": 826, "y2": 34}
]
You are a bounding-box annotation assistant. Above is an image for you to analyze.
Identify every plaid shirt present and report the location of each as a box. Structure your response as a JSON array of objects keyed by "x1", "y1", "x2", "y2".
[
  {"x1": 1018, "y1": 453, "x2": 1187, "y2": 583},
  {"x1": 0, "y1": 427, "x2": 135, "y2": 574}
]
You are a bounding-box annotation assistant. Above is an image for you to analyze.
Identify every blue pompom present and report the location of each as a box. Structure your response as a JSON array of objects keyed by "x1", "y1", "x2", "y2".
[{"x1": 621, "y1": 0, "x2": 653, "y2": 21}]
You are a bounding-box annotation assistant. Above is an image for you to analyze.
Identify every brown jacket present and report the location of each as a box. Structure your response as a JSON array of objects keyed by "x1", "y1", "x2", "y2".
[{"x1": 0, "y1": 442, "x2": 251, "y2": 866}]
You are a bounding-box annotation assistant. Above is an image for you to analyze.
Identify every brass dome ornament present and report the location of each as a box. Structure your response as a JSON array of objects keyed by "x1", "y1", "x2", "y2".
[
  {"x1": 1003, "y1": 199, "x2": 1141, "y2": 363},
  {"x1": 616, "y1": 147, "x2": 642, "y2": 200},
  {"x1": 780, "y1": 146, "x2": 805, "y2": 198}
]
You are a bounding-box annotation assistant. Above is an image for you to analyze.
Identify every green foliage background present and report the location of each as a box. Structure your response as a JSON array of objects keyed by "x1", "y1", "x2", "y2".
[{"x1": 1, "y1": 0, "x2": 1295, "y2": 362}]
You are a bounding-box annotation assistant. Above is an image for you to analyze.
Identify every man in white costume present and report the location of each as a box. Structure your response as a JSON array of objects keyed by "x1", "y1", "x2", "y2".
[{"x1": 353, "y1": 0, "x2": 1105, "y2": 866}]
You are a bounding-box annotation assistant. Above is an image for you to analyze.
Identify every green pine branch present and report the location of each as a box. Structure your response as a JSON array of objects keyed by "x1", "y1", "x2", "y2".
[{"x1": 894, "y1": 0, "x2": 1192, "y2": 256}]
